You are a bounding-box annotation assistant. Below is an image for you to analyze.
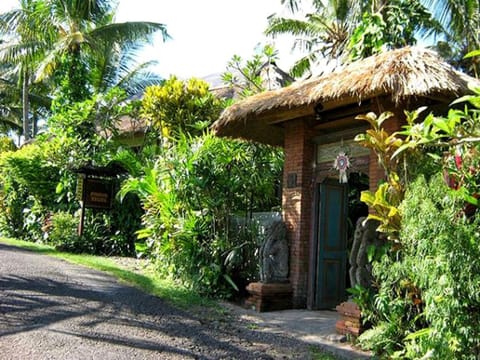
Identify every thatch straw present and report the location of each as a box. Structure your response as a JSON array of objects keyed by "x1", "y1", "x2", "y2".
[{"x1": 213, "y1": 46, "x2": 479, "y2": 146}]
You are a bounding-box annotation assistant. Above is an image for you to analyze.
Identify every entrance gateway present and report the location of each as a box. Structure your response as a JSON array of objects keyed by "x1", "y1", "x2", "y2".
[
  {"x1": 309, "y1": 136, "x2": 370, "y2": 309},
  {"x1": 212, "y1": 47, "x2": 478, "y2": 310}
]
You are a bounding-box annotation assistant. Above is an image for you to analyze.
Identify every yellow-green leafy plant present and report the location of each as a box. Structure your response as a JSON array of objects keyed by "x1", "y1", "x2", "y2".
[
  {"x1": 355, "y1": 111, "x2": 406, "y2": 242},
  {"x1": 141, "y1": 77, "x2": 224, "y2": 142}
]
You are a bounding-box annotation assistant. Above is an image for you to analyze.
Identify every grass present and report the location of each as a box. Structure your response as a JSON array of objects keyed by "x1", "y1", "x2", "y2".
[
  {"x1": 309, "y1": 346, "x2": 341, "y2": 360},
  {"x1": 0, "y1": 237, "x2": 214, "y2": 311}
]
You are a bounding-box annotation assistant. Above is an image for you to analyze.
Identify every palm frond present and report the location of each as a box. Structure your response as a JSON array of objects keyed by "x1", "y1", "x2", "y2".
[
  {"x1": 116, "y1": 62, "x2": 163, "y2": 96},
  {"x1": 34, "y1": 37, "x2": 70, "y2": 81},
  {"x1": 265, "y1": 17, "x2": 313, "y2": 38},
  {"x1": 89, "y1": 21, "x2": 170, "y2": 45},
  {"x1": 289, "y1": 56, "x2": 311, "y2": 78},
  {"x1": 0, "y1": 40, "x2": 47, "y2": 66},
  {"x1": 0, "y1": 8, "x2": 23, "y2": 35}
]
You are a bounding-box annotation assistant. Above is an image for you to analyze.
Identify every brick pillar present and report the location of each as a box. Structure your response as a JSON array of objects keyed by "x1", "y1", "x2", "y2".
[{"x1": 282, "y1": 119, "x2": 315, "y2": 308}]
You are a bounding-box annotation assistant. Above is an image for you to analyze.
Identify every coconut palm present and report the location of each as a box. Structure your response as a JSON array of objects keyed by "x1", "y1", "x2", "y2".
[
  {"x1": 423, "y1": 0, "x2": 479, "y2": 76},
  {"x1": 0, "y1": 62, "x2": 52, "y2": 137},
  {"x1": 347, "y1": 0, "x2": 442, "y2": 61},
  {"x1": 267, "y1": 0, "x2": 442, "y2": 77},
  {"x1": 0, "y1": 77, "x2": 23, "y2": 134},
  {"x1": 0, "y1": 0, "x2": 53, "y2": 140},
  {"x1": 266, "y1": 0, "x2": 362, "y2": 77},
  {"x1": 34, "y1": 0, "x2": 169, "y2": 102},
  {"x1": 0, "y1": 0, "x2": 169, "y2": 141}
]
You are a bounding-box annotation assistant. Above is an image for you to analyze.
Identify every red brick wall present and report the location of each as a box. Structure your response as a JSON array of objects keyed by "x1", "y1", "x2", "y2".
[{"x1": 282, "y1": 119, "x2": 315, "y2": 308}]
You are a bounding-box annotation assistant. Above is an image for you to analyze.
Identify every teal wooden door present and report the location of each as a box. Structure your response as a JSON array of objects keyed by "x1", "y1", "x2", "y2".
[{"x1": 313, "y1": 179, "x2": 348, "y2": 309}]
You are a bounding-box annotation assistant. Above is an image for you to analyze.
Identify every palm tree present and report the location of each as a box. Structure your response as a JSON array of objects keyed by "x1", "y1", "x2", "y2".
[
  {"x1": 0, "y1": 0, "x2": 169, "y2": 141},
  {"x1": 423, "y1": 0, "x2": 479, "y2": 76},
  {"x1": 0, "y1": 76, "x2": 23, "y2": 134},
  {"x1": 347, "y1": 0, "x2": 442, "y2": 61},
  {"x1": 265, "y1": 0, "x2": 362, "y2": 77},
  {"x1": 266, "y1": 0, "x2": 443, "y2": 76},
  {"x1": 0, "y1": 0, "x2": 52, "y2": 141},
  {"x1": 34, "y1": 0, "x2": 169, "y2": 102}
]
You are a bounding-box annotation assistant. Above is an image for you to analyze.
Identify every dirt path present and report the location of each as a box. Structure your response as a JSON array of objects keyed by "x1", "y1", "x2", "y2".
[{"x1": 0, "y1": 243, "x2": 314, "y2": 359}]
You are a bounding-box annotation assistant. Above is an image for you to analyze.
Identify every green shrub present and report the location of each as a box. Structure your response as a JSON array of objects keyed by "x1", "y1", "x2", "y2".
[
  {"x1": 400, "y1": 174, "x2": 480, "y2": 359},
  {"x1": 354, "y1": 81, "x2": 480, "y2": 359},
  {"x1": 48, "y1": 211, "x2": 80, "y2": 251},
  {"x1": 0, "y1": 136, "x2": 16, "y2": 153},
  {"x1": 358, "y1": 173, "x2": 480, "y2": 359},
  {"x1": 121, "y1": 133, "x2": 283, "y2": 297},
  {"x1": 80, "y1": 208, "x2": 138, "y2": 256},
  {"x1": 0, "y1": 142, "x2": 61, "y2": 239}
]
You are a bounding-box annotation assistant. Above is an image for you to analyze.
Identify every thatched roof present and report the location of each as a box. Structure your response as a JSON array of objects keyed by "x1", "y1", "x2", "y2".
[{"x1": 212, "y1": 46, "x2": 479, "y2": 146}]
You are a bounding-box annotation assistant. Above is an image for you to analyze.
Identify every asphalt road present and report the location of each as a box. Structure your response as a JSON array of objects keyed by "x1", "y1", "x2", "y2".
[{"x1": 0, "y1": 243, "x2": 312, "y2": 359}]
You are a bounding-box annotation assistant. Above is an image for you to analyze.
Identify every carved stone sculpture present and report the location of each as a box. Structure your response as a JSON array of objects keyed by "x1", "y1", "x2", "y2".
[
  {"x1": 259, "y1": 220, "x2": 289, "y2": 283},
  {"x1": 349, "y1": 217, "x2": 385, "y2": 289}
]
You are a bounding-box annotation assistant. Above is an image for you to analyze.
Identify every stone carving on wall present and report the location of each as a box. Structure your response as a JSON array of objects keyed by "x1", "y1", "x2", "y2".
[
  {"x1": 259, "y1": 220, "x2": 289, "y2": 283},
  {"x1": 349, "y1": 217, "x2": 385, "y2": 289}
]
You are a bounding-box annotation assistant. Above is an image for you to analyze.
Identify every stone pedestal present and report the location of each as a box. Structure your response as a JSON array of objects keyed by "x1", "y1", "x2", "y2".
[
  {"x1": 245, "y1": 282, "x2": 293, "y2": 312},
  {"x1": 335, "y1": 301, "x2": 363, "y2": 337}
]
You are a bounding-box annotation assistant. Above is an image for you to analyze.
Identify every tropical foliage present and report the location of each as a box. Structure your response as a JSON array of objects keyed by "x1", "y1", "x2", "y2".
[
  {"x1": 0, "y1": 89, "x2": 141, "y2": 255},
  {"x1": 119, "y1": 77, "x2": 283, "y2": 297},
  {"x1": 0, "y1": 1, "x2": 287, "y2": 299},
  {"x1": 265, "y1": 0, "x2": 477, "y2": 76},
  {"x1": 0, "y1": 0, "x2": 168, "y2": 140},
  {"x1": 0, "y1": 0, "x2": 478, "y2": 339},
  {"x1": 265, "y1": 0, "x2": 361, "y2": 76},
  {"x1": 222, "y1": 44, "x2": 292, "y2": 97},
  {"x1": 352, "y1": 84, "x2": 480, "y2": 358},
  {"x1": 425, "y1": 0, "x2": 480, "y2": 76},
  {"x1": 141, "y1": 76, "x2": 223, "y2": 140},
  {"x1": 347, "y1": 0, "x2": 441, "y2": 61}
]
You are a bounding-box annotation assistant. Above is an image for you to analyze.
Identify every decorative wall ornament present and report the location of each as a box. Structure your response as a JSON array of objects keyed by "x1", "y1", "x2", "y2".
[{"x1": 333, "y1": 151, "x2": 351, "y2": 183}]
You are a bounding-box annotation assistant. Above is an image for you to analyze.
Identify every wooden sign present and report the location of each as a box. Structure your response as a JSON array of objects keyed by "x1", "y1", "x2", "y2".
[{"x1": 82, "y1": 177, "x2": 114, "y2": 209}]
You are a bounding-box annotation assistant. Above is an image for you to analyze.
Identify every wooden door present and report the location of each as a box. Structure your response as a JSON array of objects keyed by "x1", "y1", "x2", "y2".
[{"x1": 312, "y1": 179, "x2": 348, "y2": 309}]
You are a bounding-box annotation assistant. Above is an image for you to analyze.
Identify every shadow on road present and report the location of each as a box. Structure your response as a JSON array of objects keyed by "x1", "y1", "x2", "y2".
[{"x1": 0, "y1": 243, "x2": 311, "y2": 359}]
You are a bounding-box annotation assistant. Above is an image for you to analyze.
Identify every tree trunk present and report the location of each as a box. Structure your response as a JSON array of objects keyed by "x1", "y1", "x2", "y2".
[
  {"x1": 22, "y1": 70, "x2": 30, "y2": 143},
  {"x1": 33, "y1": 111, "x2": 38, "y2": 137}
]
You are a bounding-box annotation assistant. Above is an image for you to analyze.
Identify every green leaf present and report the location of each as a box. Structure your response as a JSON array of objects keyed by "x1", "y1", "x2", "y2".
[
  {"x1": 405, "y1": 327, "x2": 431, "y2": 340},
  {"x1": 433, "y1": 117, "x2": 453, "y2": 135},
  {"x1": 392, "y1": 142, "x2": 415, "y2": 159},
  {"x1": 135, "y1": 228, "x2": 152, "y2": 240},
  {"x1": 451, "y1": 94, "x2": 480, "y2": 108},
  {"x1": 464, "y1": 50, "x2": 480, "y2": 59},
  {"x1": 223, "y1": 274, "x2": 239, "y2": 291},
  {"x1": 458, "y1": 187, "x2": 479, "y2": 206},
  {"x1": 55, "y1": 181, "x2": 64, "y2": 194},
  {"x1": 367, "y1": 245, "x2": 376, "y2": 262}
]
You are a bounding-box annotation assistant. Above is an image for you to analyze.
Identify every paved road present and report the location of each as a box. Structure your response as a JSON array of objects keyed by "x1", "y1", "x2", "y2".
[{"x1": 0, "y1": 243, "x2": 312, "y2": 360}]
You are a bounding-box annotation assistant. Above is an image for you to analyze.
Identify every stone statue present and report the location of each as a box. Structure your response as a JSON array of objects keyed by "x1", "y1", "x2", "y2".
[
  {"x1": 259, "y1": 220, "x2": 289, "y2": 283},
  {"x1": 349, "y1": 217, "x2": 385, "y2": 289}
]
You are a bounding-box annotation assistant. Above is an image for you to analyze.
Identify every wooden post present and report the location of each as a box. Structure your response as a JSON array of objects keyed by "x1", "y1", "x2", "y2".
[
  {"x1": 78, "y1": 175, "x2": 86, "y2": 236},
  {"x1": 78, "y1": 202, "x2": 85, "y2": 236}
]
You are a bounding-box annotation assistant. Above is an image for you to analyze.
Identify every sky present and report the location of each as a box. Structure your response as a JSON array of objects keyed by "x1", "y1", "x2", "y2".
[{"x1": 0, "y1": 0, "x2": 298, "y2": 80}]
